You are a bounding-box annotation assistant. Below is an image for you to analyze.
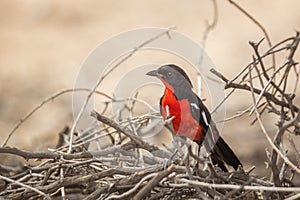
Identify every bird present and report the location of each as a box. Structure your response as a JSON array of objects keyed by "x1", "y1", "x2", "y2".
[{"x1": 146, "y1": 64, "x2": 242, "y2": 172}]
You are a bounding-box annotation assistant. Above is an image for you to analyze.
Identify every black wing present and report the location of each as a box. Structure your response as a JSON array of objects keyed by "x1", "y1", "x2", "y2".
[
  {"x1": 188, "y1": 93, "x2": 243, "y2": 171},
  {"x1": 187, "y1": 92, "x2": 211, "y2": 134}
]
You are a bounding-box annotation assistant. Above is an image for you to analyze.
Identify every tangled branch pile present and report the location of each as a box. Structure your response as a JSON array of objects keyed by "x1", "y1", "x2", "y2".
[{"x1": 0, "y1": 31, "x2": 299, "y2": 200}]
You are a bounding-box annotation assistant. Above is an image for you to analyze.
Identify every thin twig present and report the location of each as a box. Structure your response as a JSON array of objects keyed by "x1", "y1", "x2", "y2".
[
  {"x1": 106, "y1": 173, "x2": 158, "y2": 200},
  {"x1": 1, "y1": 88, "x2": 111, "y2": 147},
  {"x1": 176, "y1": 177, "x2": 300, "y2": 193},
  {"x1": 0, "y1": 175, "x2": 51, "y2": 200},
  {"x1": 90, "y1": 110, "x2": 159, "y2": 153},
  {"x1": 210, "y1": 68, "x2": 299, "y2": 113},
  {"x1": 68, "y1": 28, "x2": 175, "y2": 153},
  {"x1": 248, "y1": 67, "x2": 300, "y2": 174},
  {"x1": 227, "y1": 0, "x2": 275, "y2": 69},
  {"x1": 133, "y1": 165, "x2": 174, "y2": 200}
]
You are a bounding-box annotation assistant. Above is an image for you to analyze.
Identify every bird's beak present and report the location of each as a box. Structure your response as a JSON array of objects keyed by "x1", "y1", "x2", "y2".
[{"x1": 146, "y1": 69, "x2": 162, "y2": 77}]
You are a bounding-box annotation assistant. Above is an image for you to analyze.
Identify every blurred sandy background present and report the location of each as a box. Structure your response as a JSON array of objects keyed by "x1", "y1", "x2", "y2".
[{"x1": 0, "y1": 0, "x2": 299, "y2": 175}]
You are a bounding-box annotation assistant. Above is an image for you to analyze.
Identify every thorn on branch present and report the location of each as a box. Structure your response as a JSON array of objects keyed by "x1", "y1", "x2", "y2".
[{"x1": 210, "y1": 68, "x2": 229, "y2": 83}]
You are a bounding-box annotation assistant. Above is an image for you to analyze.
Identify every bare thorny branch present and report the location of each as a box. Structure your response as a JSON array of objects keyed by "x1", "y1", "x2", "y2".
[
  {"x1": 68, "y1": 27, "x2": 175, "y2": 154},
  {"x1": 3, "y1": 39, "x2": 299, "y2": 200},
  {"x1": 1, "y1": 2, "x2": 300, "y2": 200},
  {"x1": 211, "y1": 32, "x2": 300, "y2": 200}
]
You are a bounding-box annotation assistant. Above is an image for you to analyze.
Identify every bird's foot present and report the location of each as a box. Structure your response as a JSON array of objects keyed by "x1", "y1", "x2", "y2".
[
  {"x1": 162, "y1": 148, "x2": 179, "y2": 169},
  {"x1": 162, "y1": 158, "x2": 173, "y2": 170}
]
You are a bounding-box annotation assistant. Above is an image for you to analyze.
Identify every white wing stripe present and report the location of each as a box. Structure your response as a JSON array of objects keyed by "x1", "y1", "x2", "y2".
[
  {"x1": 165, "y1": 105, "x2": 170, "y2": 118},
  {"x1": 190, "y1": 103, "x2": 199, "y2": 110},
  {"x1": 201, "y1": 111, "x2": 209, "y2": 126}
]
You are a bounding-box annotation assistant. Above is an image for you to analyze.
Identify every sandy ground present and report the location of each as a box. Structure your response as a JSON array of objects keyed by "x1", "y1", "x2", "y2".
[{"x1": 0, "y1": 0, "x2": 299, "y2": 176}]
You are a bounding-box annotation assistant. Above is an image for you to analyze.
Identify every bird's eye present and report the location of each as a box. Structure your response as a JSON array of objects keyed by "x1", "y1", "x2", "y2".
[{"x1": 167, "y1": 72, "x2": 172, "y2": 78}]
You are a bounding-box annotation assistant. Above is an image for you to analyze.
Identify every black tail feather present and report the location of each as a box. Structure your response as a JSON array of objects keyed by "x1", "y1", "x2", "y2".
[{"x1": 210, "y1": 136, "x2": 242, "y2": 172}]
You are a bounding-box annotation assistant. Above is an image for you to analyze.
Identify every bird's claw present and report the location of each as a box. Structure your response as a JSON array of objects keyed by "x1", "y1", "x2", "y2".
[
  {"x1": 162, "y1": 148, "x2": 179, "y2": 169},
  {"x1": 162, "y1": 158, "x2": 173, "y2": 170}
]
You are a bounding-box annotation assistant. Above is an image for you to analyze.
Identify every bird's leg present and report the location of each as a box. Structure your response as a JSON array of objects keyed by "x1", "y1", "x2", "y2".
[
  {"x1": 189, "y1": 140, "x2": 211, "y2": 175},
  {"x1": 163, "y1": 135, "x2": 187, "y2": 169},
  {"x1": 193, "y1": 144, "x2": 201, "y2": 175},
  {"x1": 192, "y1": 125, "x2": 217, "y2": 173}
]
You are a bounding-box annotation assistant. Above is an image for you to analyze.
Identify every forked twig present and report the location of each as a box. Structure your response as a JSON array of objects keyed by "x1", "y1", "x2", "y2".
[
  {"x1": 1, "y1": 88, "x2": 112, "y2": 147},
  {"x1": 0, "y1": 175, "x2": 51, "y2": 200},
  {"x1": 68, "y1": 28, "x2": 175, "y2": 153}
]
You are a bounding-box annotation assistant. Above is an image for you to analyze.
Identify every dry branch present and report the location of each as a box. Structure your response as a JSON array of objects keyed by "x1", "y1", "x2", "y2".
[{"x1": 1, "y1": 4, "x2": 300, "y2": 199}]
